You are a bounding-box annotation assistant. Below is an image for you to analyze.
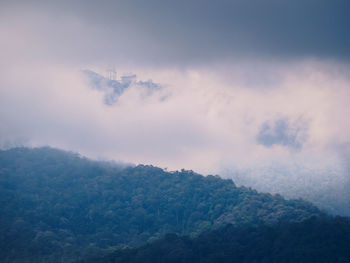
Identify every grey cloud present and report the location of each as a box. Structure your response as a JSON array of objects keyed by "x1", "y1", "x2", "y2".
[
  {"x1": 257, "y1": 118, "x2": 308, "y2": 150},
  {"x1": 1, "y1": 0, "x2": 349, "y2": 67}
]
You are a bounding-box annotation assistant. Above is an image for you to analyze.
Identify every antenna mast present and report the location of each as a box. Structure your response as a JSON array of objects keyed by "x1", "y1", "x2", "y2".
[{"x1": 106, "y1": 66, "x2": 117, "y2": 80}]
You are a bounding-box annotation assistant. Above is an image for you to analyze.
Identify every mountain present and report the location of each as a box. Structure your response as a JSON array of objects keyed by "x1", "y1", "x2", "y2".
[
  {"x1": 93, "y1": 216, "x2": 350, "y2": 263},
  {"x1": 82, "y1": 70, "x2": 163, "y2": 105},
  {"x1": 0, "y1": 147, "x2": 323, "y2": 262}
]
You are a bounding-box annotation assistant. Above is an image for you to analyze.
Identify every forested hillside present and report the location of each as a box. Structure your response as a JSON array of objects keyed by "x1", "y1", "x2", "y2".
[
  {"x1": 93, "y1": 216, "x2": 350, "y2": 263},
  {"x1": 0, "y1": 147, "x2": 323, "y2": 262}
]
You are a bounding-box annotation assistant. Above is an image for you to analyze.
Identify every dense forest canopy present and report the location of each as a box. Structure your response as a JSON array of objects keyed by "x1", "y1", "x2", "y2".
[
  {"x1": 0, "y1": 147, "x2": 323, "y2": 262},
  {"x1": 93, "y1": 216, "x2": 350, "y2": 263}
]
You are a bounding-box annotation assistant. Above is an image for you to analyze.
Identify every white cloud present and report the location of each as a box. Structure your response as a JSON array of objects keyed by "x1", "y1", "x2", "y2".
[{"x1": 1, "y1": 60, "x2": 349, "y2": 172}]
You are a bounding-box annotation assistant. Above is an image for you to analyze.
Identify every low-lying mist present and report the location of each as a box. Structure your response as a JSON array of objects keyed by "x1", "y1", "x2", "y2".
[{"x1": 1, "y1": 58, "x2": 350, "y2": 216}]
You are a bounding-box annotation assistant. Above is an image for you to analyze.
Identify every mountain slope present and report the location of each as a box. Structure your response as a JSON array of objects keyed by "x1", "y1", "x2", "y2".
[
  {"x1": 94, "y1": 216, "x2": 350, "y2": 263},
  {"x1": 0, "y1": 147, "x2": 323, "y2": 262}
]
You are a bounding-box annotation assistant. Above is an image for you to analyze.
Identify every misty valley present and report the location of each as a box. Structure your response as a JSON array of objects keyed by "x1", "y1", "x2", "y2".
[{"x1": 1, "y1": 147, "x2": 349, "y2": 262}]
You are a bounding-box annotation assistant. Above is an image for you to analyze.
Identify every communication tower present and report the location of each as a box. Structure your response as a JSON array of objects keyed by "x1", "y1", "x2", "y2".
[{"x1": 106, "y1": 67, "x2": 117, "y2": 80}]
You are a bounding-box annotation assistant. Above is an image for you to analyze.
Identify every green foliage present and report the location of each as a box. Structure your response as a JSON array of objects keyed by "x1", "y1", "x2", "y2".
[
  {"x1": 0, "y1": 147, "x2": 323, "y2": 262},
  {"x1": 95, "y1": 216, "x2": 350, "y2": 263}
]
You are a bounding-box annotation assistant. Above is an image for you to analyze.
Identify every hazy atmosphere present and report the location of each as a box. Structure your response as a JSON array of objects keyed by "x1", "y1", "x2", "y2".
[{"x1": 1, "y1": 0, "x2": 350, "y2": 215}]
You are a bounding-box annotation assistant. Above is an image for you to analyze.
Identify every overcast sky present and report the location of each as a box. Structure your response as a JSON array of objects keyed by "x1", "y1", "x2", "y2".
[{"x1": 1, "y1": 0, "x2": 350, "y2": 214}]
